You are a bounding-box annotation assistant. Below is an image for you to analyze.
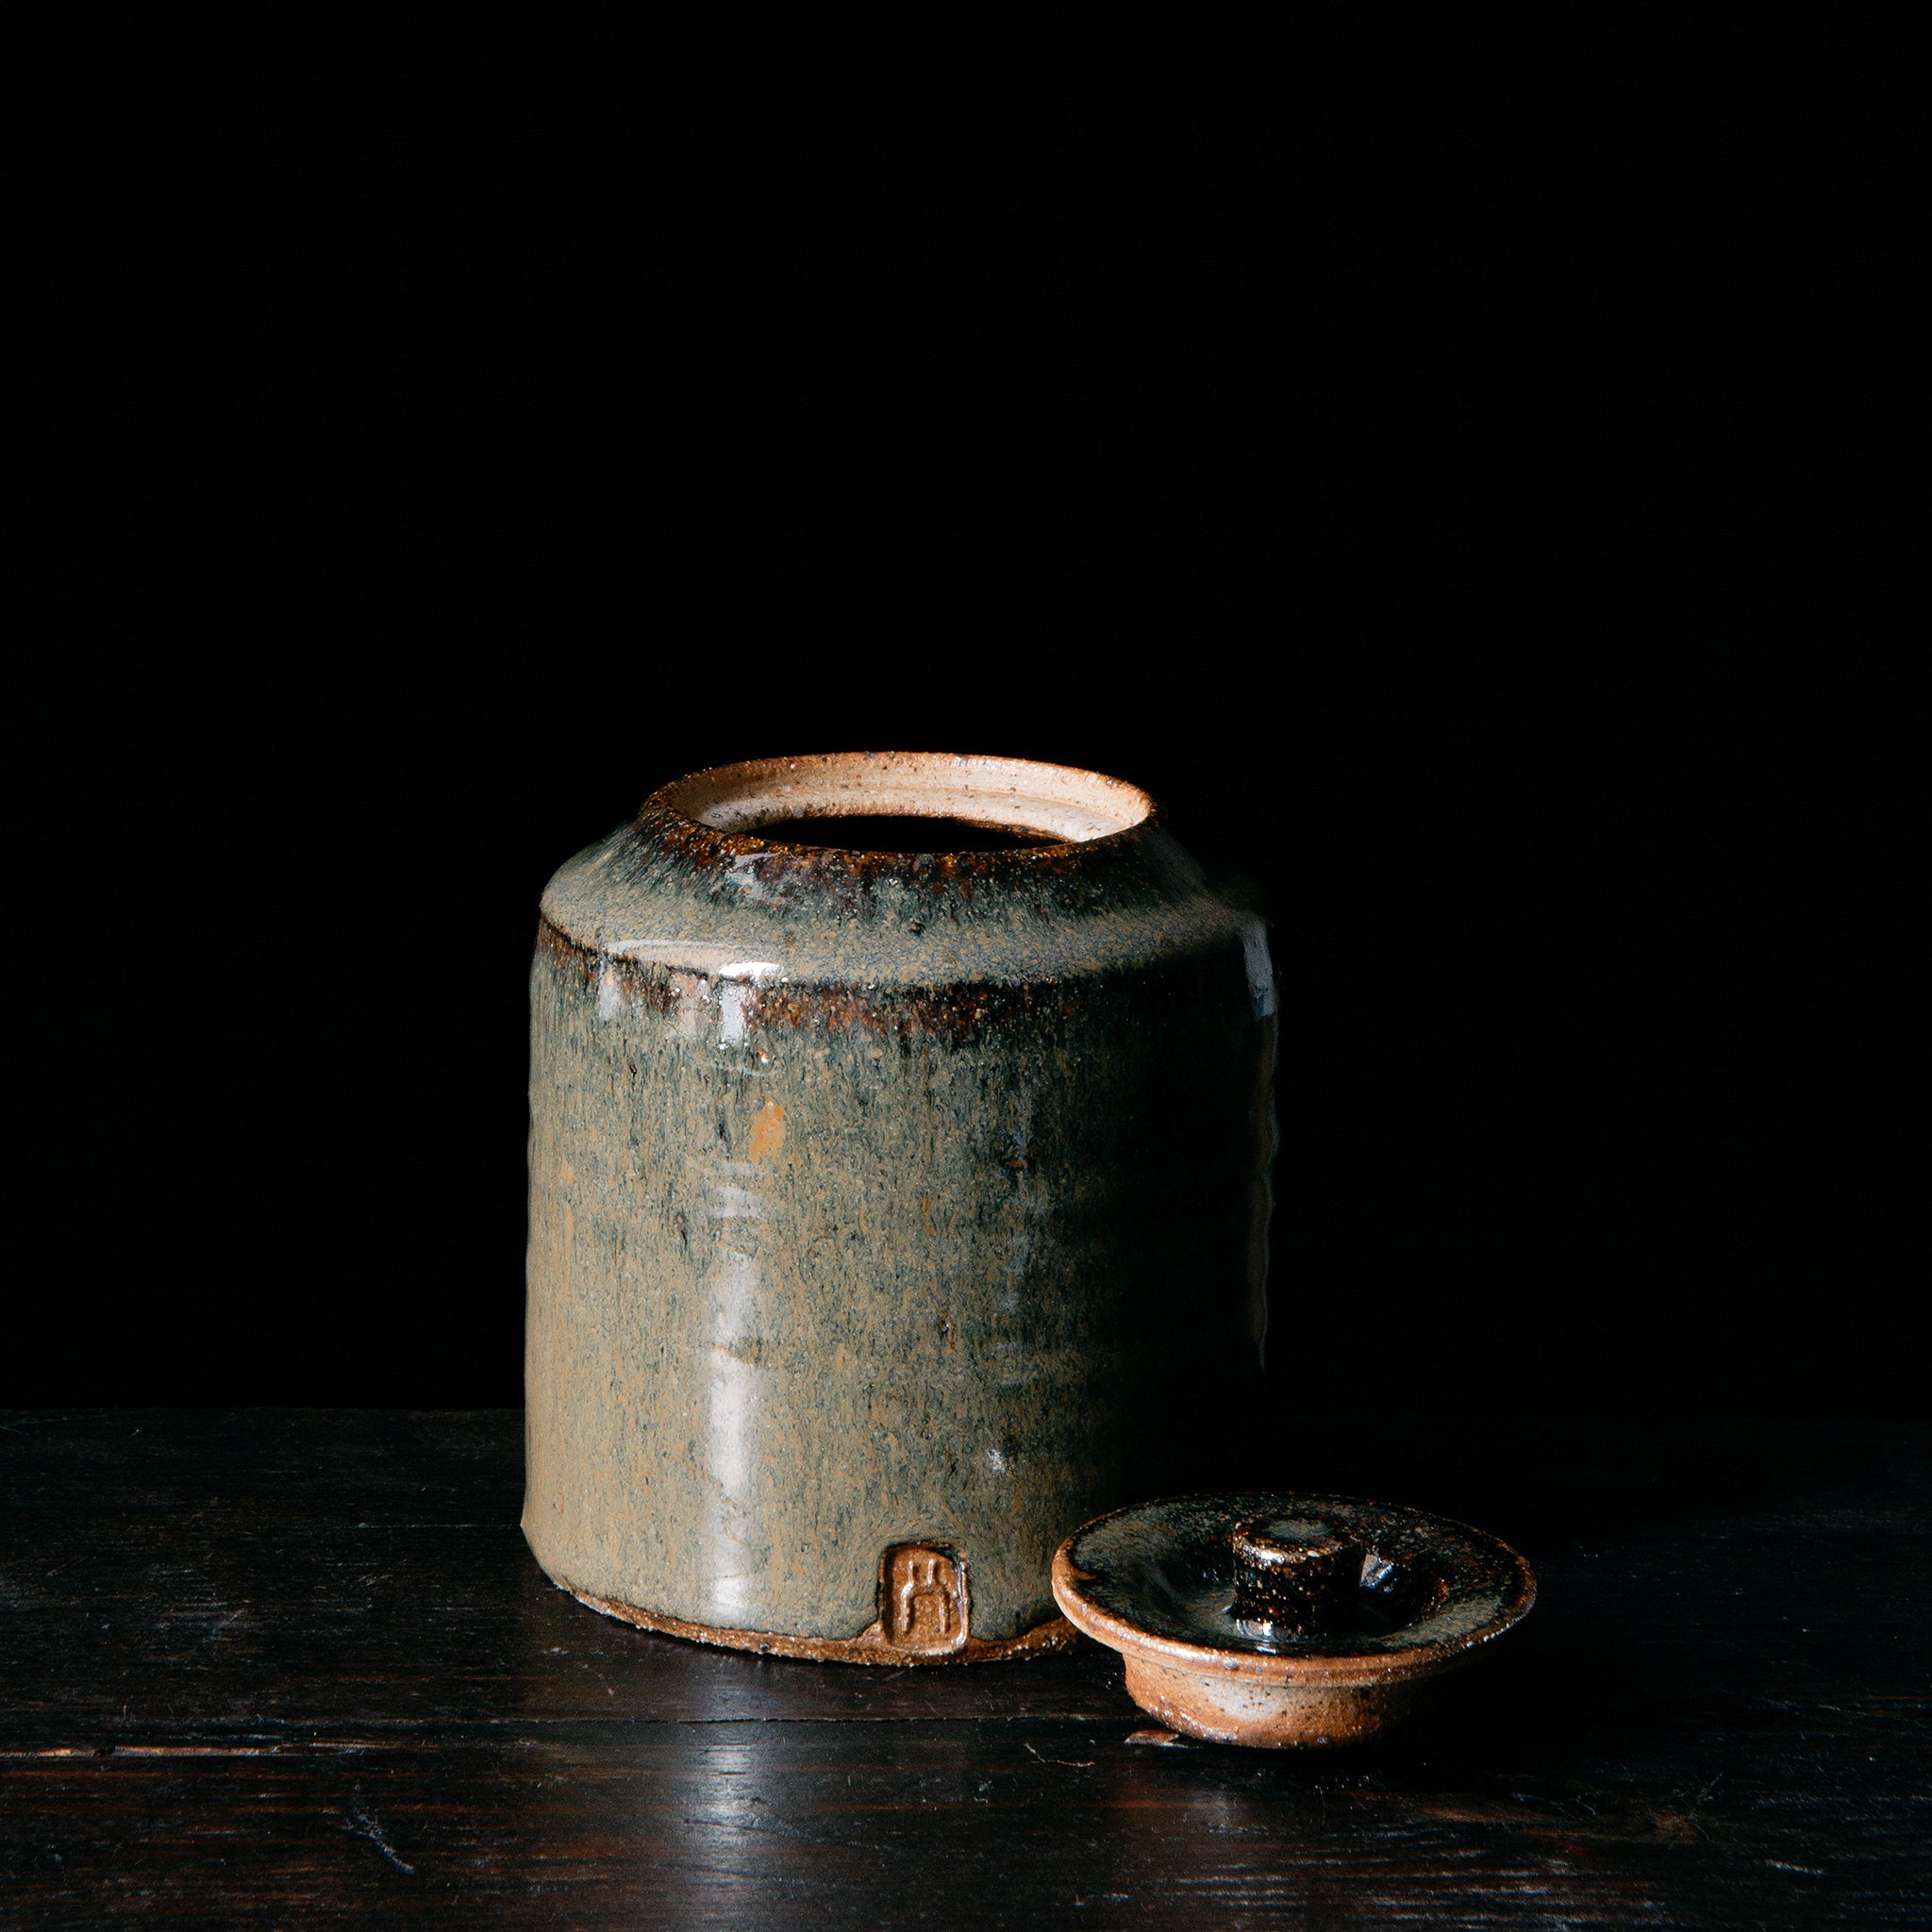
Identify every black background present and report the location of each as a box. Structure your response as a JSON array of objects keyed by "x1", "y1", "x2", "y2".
[{"x1": 10, "y1": 26, "x2": 1919, "y2": 1418}]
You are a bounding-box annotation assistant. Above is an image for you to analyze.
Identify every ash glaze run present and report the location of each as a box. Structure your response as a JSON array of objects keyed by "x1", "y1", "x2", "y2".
[{"x1": 525, "y1": 754, "x2": 1277, "y2": 1660}]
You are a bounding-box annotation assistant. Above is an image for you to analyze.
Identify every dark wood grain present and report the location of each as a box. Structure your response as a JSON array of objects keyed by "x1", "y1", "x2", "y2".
[{"x1": 3, "y1": 1411, "x2": 1926, "y2": 1927}]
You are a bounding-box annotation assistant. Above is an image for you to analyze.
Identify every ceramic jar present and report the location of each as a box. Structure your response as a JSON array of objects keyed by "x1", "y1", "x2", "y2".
[{"x1": 524, "y1": 753, "x2": 1275, "y2": 1661}]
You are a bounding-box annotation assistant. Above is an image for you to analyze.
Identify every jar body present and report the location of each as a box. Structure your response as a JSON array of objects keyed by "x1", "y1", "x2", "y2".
[{"x1": 524, "y1": 755, "x2": 1274, "y2": 1659}]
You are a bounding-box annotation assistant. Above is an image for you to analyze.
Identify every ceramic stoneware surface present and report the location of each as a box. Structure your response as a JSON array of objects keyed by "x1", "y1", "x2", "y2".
[
  {"x1": 1052, "y1": 1493, "x2": 1537, "y2": 1744},
  {"x1": 524, "y1": 753, "x2": 1276, "y2": 1661}
]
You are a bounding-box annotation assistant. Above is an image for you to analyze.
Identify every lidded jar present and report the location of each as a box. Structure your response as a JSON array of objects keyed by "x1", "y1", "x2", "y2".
[{"x1": 524, "y1": 753, "x2": 1275, "y2": 1660}]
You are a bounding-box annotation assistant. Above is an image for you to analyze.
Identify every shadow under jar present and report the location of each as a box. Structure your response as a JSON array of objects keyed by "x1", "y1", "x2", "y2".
[{"x1": 524, "y1": 752, "x2": 1277, "y2": 1661}]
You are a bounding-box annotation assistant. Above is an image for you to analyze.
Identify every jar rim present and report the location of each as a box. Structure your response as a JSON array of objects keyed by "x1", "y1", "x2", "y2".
[{"x1": 649, "y1": 751, "x2": 1156, "y2": 850}]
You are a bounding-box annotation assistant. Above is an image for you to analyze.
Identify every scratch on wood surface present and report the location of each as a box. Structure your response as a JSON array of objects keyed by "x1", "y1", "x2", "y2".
[
  {"x1": 1024, "y1": 1740, "x2": 1095, "y2": 1769},
  {"x1": 341, "y1": 1801, "x2": 415, "y2": 1874}
]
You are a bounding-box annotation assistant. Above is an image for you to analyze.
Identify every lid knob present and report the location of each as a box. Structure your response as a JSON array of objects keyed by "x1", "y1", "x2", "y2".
[{"x1": 1229, "y1": 1516, "x2": 1363, "y2": 1637}]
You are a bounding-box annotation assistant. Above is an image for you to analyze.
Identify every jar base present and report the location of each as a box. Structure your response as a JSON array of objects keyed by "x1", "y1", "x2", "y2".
[{"x1": 566, "y1": 1582, "x2": 1080, "y2": 1666}]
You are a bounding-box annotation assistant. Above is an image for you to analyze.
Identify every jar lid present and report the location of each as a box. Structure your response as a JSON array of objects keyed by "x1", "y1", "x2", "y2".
[{"x1": 1051, "y1": 1492, "x2": 1535, "y2": 1748}]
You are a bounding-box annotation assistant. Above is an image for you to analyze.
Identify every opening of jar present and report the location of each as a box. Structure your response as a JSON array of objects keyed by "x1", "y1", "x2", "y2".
[{"x1": 656, "y1": 753, "x2": 1154, "y2": 849}]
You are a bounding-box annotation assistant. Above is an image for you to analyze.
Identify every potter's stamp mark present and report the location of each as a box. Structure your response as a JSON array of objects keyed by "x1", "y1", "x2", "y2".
[{"x1": 881, "y1": 1543, "x2": 968, "y2": 1655}]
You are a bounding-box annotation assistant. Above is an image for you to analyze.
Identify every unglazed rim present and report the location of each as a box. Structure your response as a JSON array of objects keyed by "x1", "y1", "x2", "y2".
[
  {"x1": 565, "y1": 1582, "x2": 1081, "y2": 1666},
  {"x1": 651, "y1": 751, "x2": 1156, "y2": 849},
  {"x1": 1051, "y1": 1495, "x2": 1536, "y2": 1690}
]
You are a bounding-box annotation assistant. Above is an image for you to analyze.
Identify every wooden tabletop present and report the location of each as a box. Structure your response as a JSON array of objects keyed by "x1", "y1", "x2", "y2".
[{"x1": 2, "y1": 1411, "x2": 1924, "y2": 1928}]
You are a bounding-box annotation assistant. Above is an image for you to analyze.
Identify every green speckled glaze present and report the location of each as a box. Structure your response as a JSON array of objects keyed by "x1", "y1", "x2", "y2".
[{"x1": 524, "y1": 754, "x2": 1275, "y2": 1656}]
